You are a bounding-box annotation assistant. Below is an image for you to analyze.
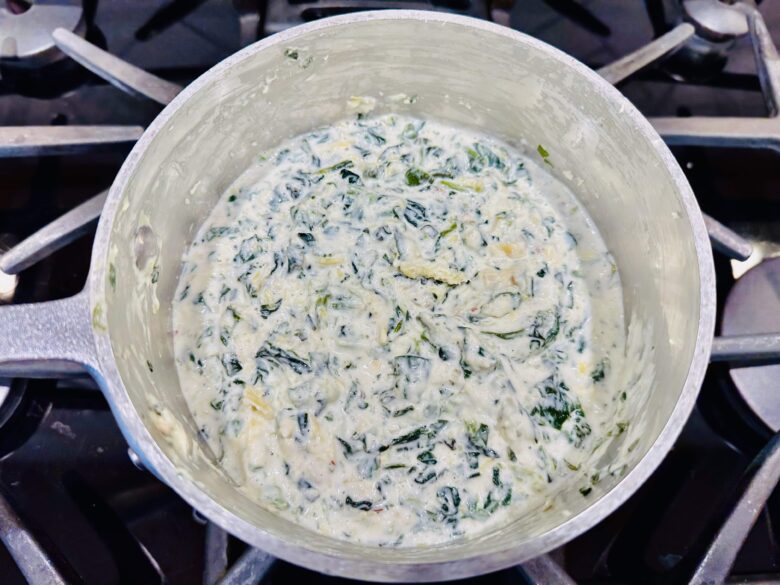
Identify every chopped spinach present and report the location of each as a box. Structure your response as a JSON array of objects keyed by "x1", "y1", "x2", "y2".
[
  {"x1": 221, "y1": 353, "x2": 243, "y2": 376},
  {"x1": 414, "y1": 470, "x2": 437, "y2": 484},
  {"x1": 440, "y1": 222, "x2": 458, "y2": 237},
  {"x1": 436, "y1": 486, "x2": 460, "y2": 518},
  {"x1": 392, "y1": 405, "x2": 415, "y2": 417},
  {"x1": 340, "y1": 169, "x2": 362, "y2": 184},
  {"x1": 393, "y1": 355, "x2": 431, "y2": 390},
  {"x1": 481, "y1": 328, "x2": 525, "y2": 340},
  {"x1": 260, "y1": 299, "x2": 283, "y2": 318},
  {"x1": 255, "y1": 343, "x2": 311, "y2": 374},
  {"x1": 235, "y1": 236, "x2": 262, "y2": 263},
  {"x1": 386, "y1": 427, "x2": 425, "y2": 448},
  {"x1": 475, "y1": 143, "x2": 504, "y2": 169},
  {"x1": 204, "y1": 226, "x2": 231, "y2": 241},
  {"x1": 387, "y1": 305, "x2": 406, "y2": 337},
  {"x1": 297, "y1": 412, "x2": 309, "y2": 436},
  {"x1": 380, "y1": 419, "x2": 447, "y2": 451},
  {"x1": 297, "y1": 232, "x2": 316, "y2": 245},
  {"x1": 537, "y1": 144, "x2": 552, "y2": 166},
  {"x1": 403, "y1": 199, "x2": 428, "y2": 226},
  {"x1": 316, "y1": 160, "x2": 353, "y2": 174},
  {"x1": 591, "y1": 358, "x2": 609, "y2": 382},
  {"x1": 529, "y1": 309, "x2": 560, "y2": 350},
  {"x1": 297, "y1": 478, "x2": 319, "y2": 502},
  {"x1": 345, "y1": 496, "x2": 373, "y2": 511},
  {"x1": 405, "y1": 168, "x2": 432, "y2": 187},
  {"x1": 460, "y1": 354, "x2": 472, "y2": 379},
  {"x1": 465, "y1": 421, "x2": 498, "y2": 461},
  {"x1": 218, "y1": 285, "x2": 232, "y2": 302},
  {"x1": 530, "y1": 374, "x2": 592, "y2": 446},
  {"x1": 365, "y1": 128, "x2": 386, "y2": 145},
  {"x1": 337, "y1": 437, "x2": 353, "y2": 458},
  {"x1": 417, "y1": 450, "x2": 437, "y2": 465}
]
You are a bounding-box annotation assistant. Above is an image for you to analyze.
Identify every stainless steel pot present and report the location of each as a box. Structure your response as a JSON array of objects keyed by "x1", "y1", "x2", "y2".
[{"x1": 0, "y1": 11, "x2": 715, "y2": 581}]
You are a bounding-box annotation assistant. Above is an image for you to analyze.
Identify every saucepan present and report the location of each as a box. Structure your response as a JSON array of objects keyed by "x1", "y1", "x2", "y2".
[{"x1": 0, "y1": 11, "x2": 715, "y2": 581}]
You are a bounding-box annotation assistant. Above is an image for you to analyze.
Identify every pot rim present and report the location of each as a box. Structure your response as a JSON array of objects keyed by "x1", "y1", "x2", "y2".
[{"x1": 88, "y1": 10, "x2": 716, "y2": 581}]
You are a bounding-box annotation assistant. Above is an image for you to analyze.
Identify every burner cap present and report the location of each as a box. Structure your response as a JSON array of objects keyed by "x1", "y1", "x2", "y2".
[
  {"x1": 722, "y1": 257, "x2": 780, "y2": 432},
  {"x1": 661, "y1": 0, "x2": 750, "y2": 82},
  {"x1": 683, "y1": 0, "x2": 749, "y2": 41},
  {"x1": 0, "y1": 0, "x2": 84, "y2": 68}
]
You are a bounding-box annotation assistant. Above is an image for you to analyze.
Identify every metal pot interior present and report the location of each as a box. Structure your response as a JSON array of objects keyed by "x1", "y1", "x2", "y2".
[{"x1": 95, "y1": 11, "x2": 711, "y2": 578}]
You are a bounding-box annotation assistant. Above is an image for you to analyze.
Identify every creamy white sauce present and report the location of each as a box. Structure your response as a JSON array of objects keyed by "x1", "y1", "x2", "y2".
[{"x1": 172, "y1": 114, "x2": 628, "y2": 546}]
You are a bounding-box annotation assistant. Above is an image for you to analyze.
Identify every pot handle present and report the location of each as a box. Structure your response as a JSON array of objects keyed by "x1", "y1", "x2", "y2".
[{"x1": 0, "y1": 290, "x2": 99, "y2": 378}]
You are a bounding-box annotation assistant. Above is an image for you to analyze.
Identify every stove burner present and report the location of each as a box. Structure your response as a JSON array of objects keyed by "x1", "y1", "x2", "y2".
[
  {"x1": 662, "y1": 0, "x2": 750, "y2": 82},
  {"x1": 0, "y1": 0, "x2": 85, "y2": 68},
  {"x1": 263, "y1": 0, "x2": 498, "y2": 35},
  {"x1": 0, "y1": 1, "x2": 779, "y2": 582},
  {"x1": 684, "y1": 0, "x2": 749, "y2": 40},
  {"x1": 723, "y1": 257, "x2": 780, "y2": 432}
]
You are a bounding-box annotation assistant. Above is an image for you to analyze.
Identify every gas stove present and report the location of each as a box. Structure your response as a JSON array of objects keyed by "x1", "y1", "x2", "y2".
[{"x1": 0, "y1": 1, "x2": 779, "y2": 584}]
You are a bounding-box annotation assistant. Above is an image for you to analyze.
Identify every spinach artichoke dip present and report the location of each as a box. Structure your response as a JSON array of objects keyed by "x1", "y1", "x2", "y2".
[{"x1": 172, "y1": 113, "x2": 627, "y2": 547}]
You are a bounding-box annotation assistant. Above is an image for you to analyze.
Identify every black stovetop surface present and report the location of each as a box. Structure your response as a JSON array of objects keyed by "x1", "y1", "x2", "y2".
[{"x1": 1, "y1": 1, "x2": 779, "y2": 583}]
